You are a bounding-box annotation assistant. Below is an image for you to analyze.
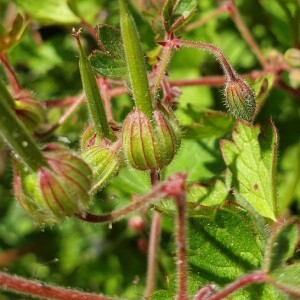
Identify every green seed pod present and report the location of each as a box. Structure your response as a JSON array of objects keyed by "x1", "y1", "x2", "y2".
[
  {"x1": 82, "y1": 142, "x2": 121, "y2": 193},
  {"x1": 284, "y1": 48, "x2": 300, "y2": 67},
  {"x1": 122, "y1": 105, "x2": 181, "y2": 171},
  {"x1": 13, "y1": 143, "x2": 92, "y2": 224},
  {"x1": 225, "y1": 78, "x2": 256, "y2": 122}
]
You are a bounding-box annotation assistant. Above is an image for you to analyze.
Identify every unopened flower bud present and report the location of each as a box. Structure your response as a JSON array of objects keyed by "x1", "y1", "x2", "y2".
[
  {"x1": 14, "y1": 95, "x2": 45, "y2": 132},
  {"x1": 82, "y1": 142, "x2": 121, "y2": 193},
  {"x1": 284, "y1": 48, "x2": 300, "y2": 67},
  {"x1": 122, "y1": 105, "x2": 181, "y2": 170},
  {"x1": 13, "y1": 143, "x2": 92, "y2": 224},
  {"x1": 225, "y1": 78, "x2": 256, "y2": 122}
]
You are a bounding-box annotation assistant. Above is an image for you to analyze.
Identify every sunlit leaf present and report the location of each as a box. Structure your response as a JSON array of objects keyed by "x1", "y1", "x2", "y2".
[
  {"x1": 14, "y1": 0, "x2": 80, "y2": 24},
  {"x1": 90, "y1": 25, "x2": 127, "y2": 78},
  {"x1": 163, "y1": 0, "x2": 198, "y2": 32},
  {"x1": 220, "y1": 120, "x2": 278, "y2": 220}
]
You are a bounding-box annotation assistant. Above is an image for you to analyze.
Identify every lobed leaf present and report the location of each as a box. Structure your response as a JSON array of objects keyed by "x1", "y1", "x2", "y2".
[
  {"x1": 220, "y1": 120, "x2": 278, "y2": 220},
  {"x1": 163, "y1": 0, "x2": 198, "y2": 33},
  {"x1": 90, "y1": 25, "x2": 127, "y2": 78}
]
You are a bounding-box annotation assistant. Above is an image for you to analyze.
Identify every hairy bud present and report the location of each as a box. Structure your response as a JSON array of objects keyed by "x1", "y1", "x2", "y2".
[
  {"x1": 122, "y1": 105, "x2": 181, "y2": 170},
  {"x1": 225, "y1": 78, "x2": 256, "y2": 122},
  {"x1": 82, "y1": 142, "x2": 121, "y2": 193},
  {"x1": 13, "y1": 143, "x2": 92, "y2": 224},
  {"x1": 14, "y1": 94, "x2": 45, "y2": 132}
]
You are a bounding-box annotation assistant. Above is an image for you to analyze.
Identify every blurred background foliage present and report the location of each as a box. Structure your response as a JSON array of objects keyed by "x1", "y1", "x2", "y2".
[{"x1": 0, "y1": 0, "x2": 299, "y2": 299}]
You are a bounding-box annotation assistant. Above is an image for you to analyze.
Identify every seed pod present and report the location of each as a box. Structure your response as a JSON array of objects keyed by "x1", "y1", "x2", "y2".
[
  {"x1": 122, "y1": 105, "x2": 181, "y2": 171},
  {"x1": 82, "y1": 142, "x2": 121, "y2": 193},
  {"x1": 13, "y1": 143, "x2": 92, "y2": 224},
  {"x1": 284, "y1": 48, "x2": 300, "y2": 67},
  {"x1": 225, "y1": 78, "x2": 256, "y2": 122}
]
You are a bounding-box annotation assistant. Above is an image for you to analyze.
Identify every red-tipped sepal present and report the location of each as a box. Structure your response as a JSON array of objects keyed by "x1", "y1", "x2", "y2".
[
  {"x1": 122, "y1": 105, "x2": 181, "y2": 170},
  {"x1": 13, "y1": 143, "x2": 92, "y2": 224}
]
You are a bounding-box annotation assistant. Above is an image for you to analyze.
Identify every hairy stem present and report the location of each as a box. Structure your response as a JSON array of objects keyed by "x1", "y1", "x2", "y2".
[
  {"x1": 175, "y1": 193, "x2": 188, "y2": 300},
  {"x1": 206, "y1": 271, "x2": 268, "y2": 300},
  {"x1": 151, "y1": 40, "x2": 174, "y2": 101},
  {"x1": 175, "y1": 39, "x2": 237, "y2": 81},
  {"x1": 144, "y1": 213, "x2": 162, "y2": 298},
  {"x1": 0, "y1": 53, "x2": 22, "y2": 94},
  {"x1": 0, "y1": 272, "x2": 113, "y2": 300}
]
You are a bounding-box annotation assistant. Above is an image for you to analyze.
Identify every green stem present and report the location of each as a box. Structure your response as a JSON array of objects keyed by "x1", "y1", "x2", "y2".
[
  {"x1": 0, "y1": 79, "x2": 47, "y2": 171},
  {"x1": 119, "y1": 0, "x2": 153, "y2": 118},
  {"x1": 74, "y1": 30, "x2": 114, "y2": 141}
]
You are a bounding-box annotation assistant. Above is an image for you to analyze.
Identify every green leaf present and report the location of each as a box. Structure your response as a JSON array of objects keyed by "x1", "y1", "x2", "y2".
[
  {"x1": 182, "y1": 110, "x2": 235, "y2": 140},
  {"x1": 90, "y1": 25, "x2": 127, "y2": 78},
  {"x1": 220, "y1": 120, "x2": 278, "y2": 220},
  {"x1": 264, "y1": 221, "x2": 299, "y2": 272},
  {"x1": 14, "y1": 0, "x2": 80, "y2": 24},
  {"x1": 278, "y1": 143, "x2": 300, "y2": 212},
  {"x1": 187, "y1": 179, "x2": 228, "y2": 206},
  {"x1": 188, "y1": 205, "x2": 279, "y2": 298},
  {"x1": 166, "y1": 138, "x2": 225, "y2": 182},
  {"x1": 109, "y1": 167, "x2": 150, "y2": 195},
  {"x1": 163, "y1": 0, "x2": 198, "y2": 32},
  {"x1": 271, "y1": 264, "x2": 300, "y2": 298}
]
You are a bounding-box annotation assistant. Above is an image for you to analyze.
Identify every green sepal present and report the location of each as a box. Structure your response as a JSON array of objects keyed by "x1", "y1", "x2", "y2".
[
  {"x1": 122, "y1": 105, "x2": 181, "y2": 171},
  {"x1": 13, "y1": 143, "x2": 92, "y2": 224},
  {"x1": 82, "y1": 143, "x2": 121, "y2": 193}
]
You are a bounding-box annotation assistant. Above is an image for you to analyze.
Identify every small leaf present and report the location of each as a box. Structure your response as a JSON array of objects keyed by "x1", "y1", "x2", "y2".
[
  {"x1": 182, "y1": 110, "x2": 235, "y2": 140},
  {"x1": 271, "y1": 264, "x2": 300, "y2": 298},
  {"x1": 187, "y1": 179, "x2": 228, "y2": 206},
  {"x1": 0, "y1": 14, "x2": 26, "y2": 52},
  {"x1": 90, "y1": 25, "x2": 127, "y2": 78},
  {"x1": 264, "y1": 221, "x2": 299, "y2": 272},
  {"x1": 220, "y1": 120, "x2": 278, "y2": 220},
  {"x1": 163, "y1": 0, "x2": 198, "y2": 33},
  {"x1": 14, "y1": 0, "x2": 80, "y2": 24}
]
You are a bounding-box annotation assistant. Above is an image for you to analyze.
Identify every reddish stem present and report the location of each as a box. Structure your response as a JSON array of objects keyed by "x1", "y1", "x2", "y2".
[
  {"x1": 0, "y1": 53, "x2": 22, "y2": 94},
  {"x1": 228, "y1": 0, "x2": 267, "y2": 67},
  {"x1": 175, "y1": 193, "x2": 188, "y2": 300},
  {"x1": 0, "y1": 272, "x2": 113, "y2": 300},
  {"x1": 175, "y1": 39, "x2": 238, "y2": 81},
  {"x1": 144, "y1": 213, "x2": 162, "y2": 298},
  {"x1": 205, "y1": 271, "x2": 268, "y2": 300}
]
